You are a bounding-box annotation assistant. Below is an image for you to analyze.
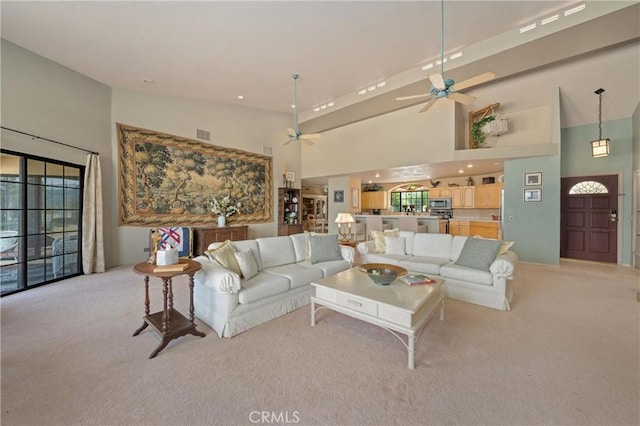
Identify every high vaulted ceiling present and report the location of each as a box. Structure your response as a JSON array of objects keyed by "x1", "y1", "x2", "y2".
[
  {"x1": 2, "y1": 1, "x2": 639, "y2": 184},
  {"x1": 4, "y1": 1, "x2": 635, "y2": 124}
]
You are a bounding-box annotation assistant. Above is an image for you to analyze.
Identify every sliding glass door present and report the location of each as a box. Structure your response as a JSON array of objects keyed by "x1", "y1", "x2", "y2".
[{"x1": 1, "y1": 149, "x2": 84, "y2": 296}]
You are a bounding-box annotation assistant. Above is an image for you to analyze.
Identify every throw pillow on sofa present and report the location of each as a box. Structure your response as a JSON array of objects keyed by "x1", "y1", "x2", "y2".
[
  {"x1": 303, "y1": 231, "x2": 317, "y2": 261},
  {"x1": 205, "y1": 240, "x2": 242, "y2": 276},
  {"x1": 455, "y1": 237, "x2": 503, "y2": 272},
  {"x1": 371, "y1": 228, "x2": 399, "y2": 253},
  {"x1": 385, "y1": 236, "x2": 406, "y2": 255},
  {"x1": 234, "y1": 249, "x2": 259, "y2": 280},
  {"x1": 309, "y1": 234, "x2": 343, "y2": 264},
  {"x1": 473, "y1": 235, "x2": 515, "y2": 256}
]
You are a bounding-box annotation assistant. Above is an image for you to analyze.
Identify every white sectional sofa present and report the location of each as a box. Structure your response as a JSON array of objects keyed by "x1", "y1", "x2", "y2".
[
  {"x1": 193, "y1": 233, "x2": 354, "y2": 337},
  {"x1": 357, "y1": 231, "x2": 517, "y2": 311}
]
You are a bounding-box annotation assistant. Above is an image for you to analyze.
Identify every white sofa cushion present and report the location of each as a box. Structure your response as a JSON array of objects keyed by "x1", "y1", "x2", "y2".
[
  {"x1": 366, "y1": 253, "x2": 412, "y2": 265},
  {"x1": 298, "y1": 259, "x2": 350, "y2": 277},
  {"x1": 440, "y1": 263, "x2": 494, "y2": 286},
  {"x1": 385, "y1": 236, "x2": 406, "y2": 255},
  {"x1": 289, "y1": 233, "x2": 307, "y2": 263},
  {"x1": 256, "y1": 236, "x2": 296, "y2": 268},
  {"x1": 238, "y1": 271, "x2": 290, "y2": 304},
  {"x1": 264, "y1": 263, "x2": 323, "y2": 289},
  {"x1": 412, "y1": 233, "x2": 453, "y2": 258},
  {"x1": 234, "y1": 250, "x2": 259, "y2": 280},
  {"x1": 399, "y1": 256, "x2": 450, "y2": 275}
]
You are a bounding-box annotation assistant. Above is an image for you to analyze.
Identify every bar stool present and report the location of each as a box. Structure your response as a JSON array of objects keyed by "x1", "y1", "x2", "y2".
[
  {"x1": 352, "y1": 222, "x2": 367, "y2": 242},
  {"x1": 398, "y1": 216, "x2": 419, "y2": 232}
]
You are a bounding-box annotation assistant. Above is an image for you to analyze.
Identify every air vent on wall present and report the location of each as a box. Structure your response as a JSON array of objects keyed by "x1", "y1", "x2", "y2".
[{"x1": 196, "y1": 129, "x2": 211, "y2": 141}]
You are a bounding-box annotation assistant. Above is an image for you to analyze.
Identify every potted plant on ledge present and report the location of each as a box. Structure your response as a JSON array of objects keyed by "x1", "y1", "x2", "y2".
[{"x1": 471, "y1": 114, "x2": 496, "y2": 149}]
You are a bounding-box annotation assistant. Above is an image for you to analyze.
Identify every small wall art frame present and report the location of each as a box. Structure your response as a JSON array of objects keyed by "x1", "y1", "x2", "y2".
[
  {"x1": 351, "y1": 188, "x2": 359, "y2": 208},
  {"x1": 334, "y1": 190, "x2": 344, "y2": 203},
  {"x1": 524, "y1": 172, "x2": 542, "y2": 186},
  {"x1": 524, "y1": 188, "x2": 542, "y2": 202}
]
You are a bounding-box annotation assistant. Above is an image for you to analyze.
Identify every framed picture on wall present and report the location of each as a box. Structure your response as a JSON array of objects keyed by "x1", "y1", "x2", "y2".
[
  {"x1": 334, "y1": 190, "x2": 344, "y2": 203},
  {"x1": 524, "y1": 172, "x2": 542, "y2": 186},
  {"x1": 285, "y1": 171, "x2": 295, "y2": 182},
  {"x1": 524, "y1": 188, "x2": 542, "y2": 202},
  {"x1": 351, "y1": 188, "x2": 359, "y2": 208}
]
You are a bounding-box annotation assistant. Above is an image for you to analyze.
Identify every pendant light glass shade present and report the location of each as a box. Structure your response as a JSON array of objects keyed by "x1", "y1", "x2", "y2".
[{"x1": 590, "y1": 88, "x2": 609, "y2": 158}]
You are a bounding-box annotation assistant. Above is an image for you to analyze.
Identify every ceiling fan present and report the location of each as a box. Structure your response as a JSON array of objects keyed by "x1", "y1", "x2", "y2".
[
  {"x1": 284, "y1": 74, "x2": 321, "y2": 145},
  {"x1": 396, "y1": 0, "x2": 495, "y2": 113}
]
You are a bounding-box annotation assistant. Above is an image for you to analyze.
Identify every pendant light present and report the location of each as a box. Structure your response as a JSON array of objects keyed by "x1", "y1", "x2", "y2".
[{"x1": 590, "y1": 88, "x2": 610, "y2": 158}]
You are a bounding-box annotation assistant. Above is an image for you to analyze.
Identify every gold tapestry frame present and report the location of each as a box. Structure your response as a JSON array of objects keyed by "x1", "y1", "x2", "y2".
[{"x1": 117, "y1": 123, "x2": 273, "y2": 226}]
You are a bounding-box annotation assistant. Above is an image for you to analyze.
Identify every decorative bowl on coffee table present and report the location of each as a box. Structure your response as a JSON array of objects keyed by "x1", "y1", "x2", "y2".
[{"x1": 358, "y1": 263, "x2": 408, "y2": 286}]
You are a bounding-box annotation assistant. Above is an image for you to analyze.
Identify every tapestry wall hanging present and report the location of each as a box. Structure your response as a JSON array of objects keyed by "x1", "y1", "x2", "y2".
[{"x1": 117, "y1": 123, "x2": 273, "y2": 226}]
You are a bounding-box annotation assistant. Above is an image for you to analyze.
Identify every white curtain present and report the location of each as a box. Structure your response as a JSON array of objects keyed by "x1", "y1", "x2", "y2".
[{"x1": 82, "y1": 153, "x2": 105, "y2": 274}]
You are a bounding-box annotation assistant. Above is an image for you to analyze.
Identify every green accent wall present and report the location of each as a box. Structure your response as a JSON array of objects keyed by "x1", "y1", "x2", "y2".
[
  {"x1": 561, "y1": 117, "x2": 634, "y2": 265},
  {"x1": 503, "y1": 156, "x2": 561, "y2": 265}
]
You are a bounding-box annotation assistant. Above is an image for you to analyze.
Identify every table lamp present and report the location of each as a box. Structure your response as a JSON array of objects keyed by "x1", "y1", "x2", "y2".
[{"x1": 335, "y1": 213, "x2": 355, "y2": 242}]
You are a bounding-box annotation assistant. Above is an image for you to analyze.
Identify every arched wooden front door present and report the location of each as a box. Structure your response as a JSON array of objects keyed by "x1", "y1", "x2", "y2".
[{"x1": 560, "y1": 175, "x2": 618, "y2": 263}]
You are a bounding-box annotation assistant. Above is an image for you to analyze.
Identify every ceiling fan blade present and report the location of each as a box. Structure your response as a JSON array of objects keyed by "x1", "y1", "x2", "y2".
[
  {"x1": 300, "y1": 138, "x2": 315, "y2": 146},
  {"x1": 429, "y1": 74, "x2": 446, "y2": 90},
  {"x1": 300, "y1": 133, "x2": 321, "y2": 140},
  {"x1": 287, "y1": 128, "x2": 297, "y2": 138},
  {"x1": 451, "y1": 72, "x2": 495, "y2": 92},
  {"x1": 396, "y1": 93, "x2": 431, "y2": 101},
  {"x1": 418, "y1": 97, "x2": 438, "y2": 113},
  {"x1": 447, "y1": 91, "x2": 476, "y2": 105},
  {"x1": 283, "y1": 138, "x2": 295, "y2": 146}
]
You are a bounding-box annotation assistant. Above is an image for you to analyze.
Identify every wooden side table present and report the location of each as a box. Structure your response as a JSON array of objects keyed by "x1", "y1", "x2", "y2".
[{"x1": 132, "y1": 259, "x2": 205, "y2": 358}]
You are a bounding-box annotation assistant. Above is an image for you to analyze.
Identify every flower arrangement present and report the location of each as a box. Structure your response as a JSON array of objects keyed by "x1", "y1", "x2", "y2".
[{"x1": 211, "y1": 195, "x2": 241, "y2": 218}]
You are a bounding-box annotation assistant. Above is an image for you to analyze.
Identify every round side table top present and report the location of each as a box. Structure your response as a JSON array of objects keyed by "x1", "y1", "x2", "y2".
[{"x1": 133, "y1": 258, "x2": 201, "y2": 277}]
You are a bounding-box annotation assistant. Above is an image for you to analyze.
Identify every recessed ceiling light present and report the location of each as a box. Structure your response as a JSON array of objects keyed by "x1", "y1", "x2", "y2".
[
  {"x1": 313, "y1": 107, "x2": 320, "y2": 112},
  {"x1": 368, "y1": 180, "x2": 372, "y2": 184},
  {"x1": 237, "y1": 95, "x2": 244, "y2": 99},
  {"x1": 376, "y1": 82, "x2": 386, "y2": 88},
  {"x1": 320, "y1": 105, "x2": 327, "y2": 109},
  {"x1": 358, "y1": 89, "x2": 367, "y2": 95},
  {"x1": 467, "y1": 164, "x2": 473, "y2": 168},
  {"x1": 367, "y1": 85, "x2": 376, "y2": 92},
  {"x1": 564, "y1": 4, "x2": 585, "y2": 16},
  {"x1": 426, "y1": 176, "x2": 431, "y2": 179},
  {"x1": 541, "y1": 14, "x2": 559, "y2": 25},
  {"x1": 458, "y1": 169, "x2": 464, "y2": 174},
  {"x1": 291, "y1": 104, "x2": 295, "y2": 109},
  {"x1": 375, "y1": 173, "x2": 380, "y2": 178},
  {"x1": 142, "y1": 78, "x2": 154, "y2": 84}
]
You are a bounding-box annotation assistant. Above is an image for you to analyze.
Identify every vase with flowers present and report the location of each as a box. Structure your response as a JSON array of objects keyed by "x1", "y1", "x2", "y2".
[{"x1": 211, "y1": 195, "x2": 241, "y2": 227}]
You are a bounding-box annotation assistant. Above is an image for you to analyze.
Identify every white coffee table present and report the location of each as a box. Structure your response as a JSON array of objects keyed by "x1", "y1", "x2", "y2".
[{"x1": 311, "y1": 267, "x2": 445, "y2": 369}]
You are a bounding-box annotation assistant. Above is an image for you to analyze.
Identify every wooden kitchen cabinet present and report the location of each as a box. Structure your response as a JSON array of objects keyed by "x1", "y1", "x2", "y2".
[
  {"x1": 429, "y1": 187, "x2": 451, "y2": 198},
  {"x1": 448, "y1": 220, "x2": 470, "y2": 236},
  {"x1": 452, "y1": 186, "x2": 475, "y2": 208},
  {"x1": 469, "y1": 221, "x2": 501, "y2": 239},
  {"x1": 474, "y1": 183, "x2": 503, "y2": 209},
  {"x1": 361, "y1": 191, "x2": 388, "y2": 210}
]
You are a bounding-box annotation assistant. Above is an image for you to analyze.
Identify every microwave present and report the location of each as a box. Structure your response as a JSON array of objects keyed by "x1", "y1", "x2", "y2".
[{"x1": 428, "y1": 197, "x2": 452, "y2": 210}]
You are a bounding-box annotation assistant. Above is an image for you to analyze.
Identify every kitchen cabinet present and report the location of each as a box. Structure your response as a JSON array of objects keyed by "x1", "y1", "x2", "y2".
[
  {"x1": 361, "y1": 191, "x2": 388, "y2": 210},
  {"x1": 474, "y1": 183, "x2": 503, "y2": 209},
  {"x1": 448, "y1": 220, "x2": 470, "y2": 237},
  {"x1": 452, "y1": 186, "x2": 475, "y2": 208},
  {"x1": 469, "y1": 221, "x2": 501, "y2": 239},
  {"x1": 429, "y1": 187, "x2": 451, "y2": 198}
]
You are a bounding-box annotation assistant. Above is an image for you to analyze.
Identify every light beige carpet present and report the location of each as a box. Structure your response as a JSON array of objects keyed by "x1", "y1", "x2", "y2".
[{"x1": 1, "y1": 260, "x2": 638, "y2": 425}]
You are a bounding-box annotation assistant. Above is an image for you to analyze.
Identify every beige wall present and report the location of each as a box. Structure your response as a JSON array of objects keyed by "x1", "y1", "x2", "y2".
[
  {"x1": 111, "y1": 89, "x2": 292, "y2": 265},
  {"x1": 1, "y1": 40, "x2": 114, "y2": 266}
]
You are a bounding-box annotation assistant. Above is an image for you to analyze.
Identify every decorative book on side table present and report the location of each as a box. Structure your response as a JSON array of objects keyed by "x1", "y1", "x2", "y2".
[{"x1": 400, "y1": 274, "x2": 437, "y2": 285}]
